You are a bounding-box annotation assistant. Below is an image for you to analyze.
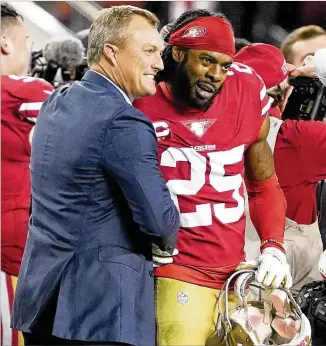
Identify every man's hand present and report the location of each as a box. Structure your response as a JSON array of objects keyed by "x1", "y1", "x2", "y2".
[
  {"x1": 280, "y1": 60, "x2": 317, "y2": 112},
  {"x1": 152, "y1": 243, "x2": 179, "y2": 268},
  {"x1": 286, "y1": 56, "x2": 316, "y2": 79},
  {"x1": 237, "y1": 247, "x2": 293, "y2": 289},
  {"x1": 289, "y1": 63, "x2": 316, "y2": 79}
]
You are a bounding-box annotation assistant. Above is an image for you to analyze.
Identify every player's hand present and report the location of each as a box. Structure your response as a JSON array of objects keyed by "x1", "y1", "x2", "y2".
[
  {"x1": 152, "y1": 243, "x2": 179, "y2": 268},
  {"x1": 256, "y1": 247, "x2": 292, "y2": 289},
  {"x1": 237, "y1": 247, "x2": 292, "y2": 289}
]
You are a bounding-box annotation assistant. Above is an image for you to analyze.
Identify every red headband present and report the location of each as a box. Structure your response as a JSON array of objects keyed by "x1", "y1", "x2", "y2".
[{"x1": 168, "y1": 16, "x2": 235, "y2": 57}]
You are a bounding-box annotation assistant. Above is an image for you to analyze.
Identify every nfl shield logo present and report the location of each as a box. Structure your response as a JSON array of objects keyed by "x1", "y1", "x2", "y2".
[
  {"x1": 177, "y1": 291, "x2": 188, "y2": 305},
  {"x1": 181, "y1": 119, "x2": 217, "y2": 138}
]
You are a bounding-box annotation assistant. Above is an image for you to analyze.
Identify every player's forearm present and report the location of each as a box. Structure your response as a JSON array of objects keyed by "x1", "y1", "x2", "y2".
[{"x1": 245, "y1": 173, "x2": 287, "y2": 253}]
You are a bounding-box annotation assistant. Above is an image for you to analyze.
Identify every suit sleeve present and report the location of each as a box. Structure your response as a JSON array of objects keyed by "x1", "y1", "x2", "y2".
[{"x1": 101, "y1": 106, "x2": 180, "y2": 250}]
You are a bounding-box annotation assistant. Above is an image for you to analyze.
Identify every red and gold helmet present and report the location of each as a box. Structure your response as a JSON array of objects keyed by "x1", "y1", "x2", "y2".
[{"x1": 217, "y1": 269, "x2": 312, "y2": 346}]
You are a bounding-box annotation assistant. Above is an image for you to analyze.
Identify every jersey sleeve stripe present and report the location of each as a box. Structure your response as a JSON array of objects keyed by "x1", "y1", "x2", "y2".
[
  {"x1": 25, "y1": 117, "x2": 37, "y2": 124},
  {"x1": 19, "y1": 102, "x2": 43, "y2": 112},
  {"x1": 261, "y1": 96, "x2": 274, "y2": 116},
  {"x1": 260, "y1": 85, "x2": 267, "y2": 101}
]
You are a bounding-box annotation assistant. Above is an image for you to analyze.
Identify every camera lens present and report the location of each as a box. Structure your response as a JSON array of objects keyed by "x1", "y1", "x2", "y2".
[{"x1": 297, "y1": 84, "x2": 308, "y2": 94}]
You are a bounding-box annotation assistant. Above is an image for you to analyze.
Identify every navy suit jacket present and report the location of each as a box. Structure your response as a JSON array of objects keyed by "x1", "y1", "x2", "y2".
[{"x1": 11, "y1": 71, "x2": 179, "y2": 345}]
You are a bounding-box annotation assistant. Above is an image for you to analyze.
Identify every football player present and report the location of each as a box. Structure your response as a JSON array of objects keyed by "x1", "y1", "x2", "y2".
[
  {"x1": 134, "y1": 9, "x2": 292, "y2": 346},
  {"x1": 1, "y1": 3, "x2": 54, "y2": 345}
]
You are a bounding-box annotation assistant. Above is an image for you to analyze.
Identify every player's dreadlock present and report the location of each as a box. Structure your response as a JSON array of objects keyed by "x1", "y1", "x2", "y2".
[
  {"x1": 1, "y1": 2, "x2": 23, "y2": 31},
  {"x1": 156, "y1": 9, "x2": 231, "y2": 83}
]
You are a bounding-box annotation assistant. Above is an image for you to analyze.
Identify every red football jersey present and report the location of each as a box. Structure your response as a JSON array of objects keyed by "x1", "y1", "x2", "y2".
[
  {"x1": 134, "y1": 63, "x2": 272, "y2": 287},
  {"x1": 1, "y1": 75, "x2": 54, "y2": 276},
  {"x1": 275, "y1": 120, "x2": 326, "y2": 224}
]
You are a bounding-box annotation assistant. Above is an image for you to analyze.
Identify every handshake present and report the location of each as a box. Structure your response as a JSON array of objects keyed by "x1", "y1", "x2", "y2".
[{"x1": 152, "y1": 243, "x2": 179, "y2": 268}]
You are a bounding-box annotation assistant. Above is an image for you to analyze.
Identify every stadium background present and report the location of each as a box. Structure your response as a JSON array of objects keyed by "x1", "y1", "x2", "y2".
[{"x1": 10, "y1": 1, "x2": 326, "y2": 50}]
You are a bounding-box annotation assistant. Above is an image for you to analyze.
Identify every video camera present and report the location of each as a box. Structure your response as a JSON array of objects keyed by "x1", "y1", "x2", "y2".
[
  {"x1": 297, "y1": 280, "x2": 326, "y2": 344},
  {"x1": 282, "y1": 77, "x2": 326, "y2": 122},
  {"x1": 31, "y1": 36, "x2": 88, "y2": 88}
]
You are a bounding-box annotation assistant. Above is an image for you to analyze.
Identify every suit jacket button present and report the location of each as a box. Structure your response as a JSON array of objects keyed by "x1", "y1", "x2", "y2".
[
  {"x1": 166, "y1": 245, "x2": 172, "y2": 251},
  {"x1": 149, "y1": 270, "x2": 154, "y2": 277}
]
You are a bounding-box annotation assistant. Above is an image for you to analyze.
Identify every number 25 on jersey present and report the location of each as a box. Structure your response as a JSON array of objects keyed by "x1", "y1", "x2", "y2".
[{"x1": 160, "y1": 145, "x2": 245, "y2": 227}]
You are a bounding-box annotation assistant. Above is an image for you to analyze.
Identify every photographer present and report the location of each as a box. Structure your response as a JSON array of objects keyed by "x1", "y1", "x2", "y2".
[
  {"x1": 281, "y1": 25, "x2": 326, "y2": 68},
  {"x1": 31, "y1": 36, "x2": 87, "y2": 88},
  {"x1": 236, "y1": 44, "x2": 326, "y2": 296}
]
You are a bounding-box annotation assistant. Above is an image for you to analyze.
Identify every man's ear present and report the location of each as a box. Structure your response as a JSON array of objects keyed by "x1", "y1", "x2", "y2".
[
  {"x1": 172, "y1": 46, "x2": 186, "y2": 63},
  {"x1": 1, "y1": 35, "x2": 12, "y2": 55},
  {"x1": 103, "y1": 43, "x2": 119, "y2": 67}
]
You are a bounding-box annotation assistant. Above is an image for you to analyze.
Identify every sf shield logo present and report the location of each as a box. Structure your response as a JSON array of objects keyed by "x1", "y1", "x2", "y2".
[{"x1": 182, "y1": 26, "x2": 207, "y2": 38}]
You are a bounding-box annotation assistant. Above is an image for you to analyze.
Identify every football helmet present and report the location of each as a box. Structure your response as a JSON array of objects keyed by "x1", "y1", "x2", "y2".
[{"x1": 216, "y1": 269, "x2": 311, "y2": 346}]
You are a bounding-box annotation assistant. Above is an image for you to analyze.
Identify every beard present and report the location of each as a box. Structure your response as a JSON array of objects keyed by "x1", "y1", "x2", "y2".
[{"x1": 171, "y1": 59, "x2": 222, "y2": 110}]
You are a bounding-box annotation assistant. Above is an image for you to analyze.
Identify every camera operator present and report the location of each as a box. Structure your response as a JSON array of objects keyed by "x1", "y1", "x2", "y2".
[
  {"x1": 281, "y1": 27, "x2": 326, "y2": 248},
  {"x1": 236, "y1": 44, "x2": 326, "y2": 297},
  {"x1": 281, "y1": 25, "x2": 326, "y2": 68},
  {"x1": 31, "y1": 36, "x2": 87, "y2": 88}
]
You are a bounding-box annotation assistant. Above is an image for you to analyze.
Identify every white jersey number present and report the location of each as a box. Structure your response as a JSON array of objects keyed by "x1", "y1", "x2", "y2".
[
  {"x1": 227, "y1": 62, "x2": 253, "y2": 76},
  {"x1": 161, "y1": 145, "x2": 245, "y2": 227}
]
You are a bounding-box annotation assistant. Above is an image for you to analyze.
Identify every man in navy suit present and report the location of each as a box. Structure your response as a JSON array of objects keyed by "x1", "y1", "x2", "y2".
[{"x1": 11, "y1": 5, "x2": 180, "y2": 346}]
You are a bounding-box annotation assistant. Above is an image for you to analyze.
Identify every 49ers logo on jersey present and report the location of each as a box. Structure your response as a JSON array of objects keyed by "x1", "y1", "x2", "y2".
[
  {"x1": 182, "y1": 26, "x2": 207, "y2": 38},
  {"x1": 181, "y1": 119, "x2": 216, "y2": 138}
]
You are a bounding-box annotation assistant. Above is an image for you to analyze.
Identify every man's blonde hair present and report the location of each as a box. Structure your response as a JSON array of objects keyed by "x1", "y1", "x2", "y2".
[
  {"x1": 281, "y1": 25, "x2": 326, "y2": 64},
  {"x1": 87, "y1": 5, "x2": 159, "y2": 65}
]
